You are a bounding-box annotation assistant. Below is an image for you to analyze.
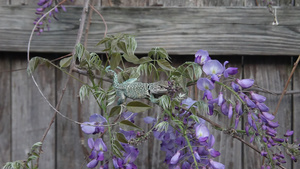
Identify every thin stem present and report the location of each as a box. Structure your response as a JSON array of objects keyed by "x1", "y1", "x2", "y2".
[
  {"x1": 184, "y1": 134, "x2": 199, "y2": 169},
  {"x1": 273, "y1": 55, "x2": 300, "y2": 115}
]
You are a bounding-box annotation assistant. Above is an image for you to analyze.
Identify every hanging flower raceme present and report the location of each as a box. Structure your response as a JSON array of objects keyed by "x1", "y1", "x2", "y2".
[{"x1": 34, "y1": 0, "x2": 71, "y2": 34}]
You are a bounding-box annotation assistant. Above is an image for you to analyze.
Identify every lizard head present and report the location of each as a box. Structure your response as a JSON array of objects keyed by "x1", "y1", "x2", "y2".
[{"x1": 149, "y1": 81, "x2": 168, "y2": 95}]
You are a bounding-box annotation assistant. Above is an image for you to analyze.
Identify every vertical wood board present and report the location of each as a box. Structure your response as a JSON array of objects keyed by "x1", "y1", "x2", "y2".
[
  {"x1": 11, "y1": 56, "x2": 55, "y2": 168},
  {"x1": 56, "y1": 70, "x2": 86, "y2": 168},
  {"x1": 0, "y1": 55, "x2": 11, "y2": 166},
  {"x1": 243, "y1": 56, "x2": 293, "y2": 168},
  {"x1": 292, "y1": 56, "x2": 300, "y2": 169}
]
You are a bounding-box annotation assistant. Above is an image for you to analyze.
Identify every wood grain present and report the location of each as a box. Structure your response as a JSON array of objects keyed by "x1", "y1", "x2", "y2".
[
  {"x1": 55, "y1": 71, "x2": 85, "y2": 168},
  {"x1": 0, "y1": 55, "x2": 11, "y2": 166},
  {"x1": 0, "y1": 6, "x2": 299, "y2": 55},
  {"x1": 292, "y1": 55, "x2": 300, "y2": 169},
  {"x1": 11, "y1": 56, "x2": 55, "y2": 168},
  {"x1": 243, "y1": 56, "x2": 293, "y2": 169}
]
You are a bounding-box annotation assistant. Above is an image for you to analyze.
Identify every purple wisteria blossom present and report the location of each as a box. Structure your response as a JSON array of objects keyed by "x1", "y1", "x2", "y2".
[
  {"x1": 194, "y1": 49, "x2": 211, "y2": 65},
  {"x1": 197, "y1": 78, "x2": 214, "y2": 100},
  {"x1": 236, "y1": 78, "x2": 254, "y2": 89},
  {"x1": 81, "y1": 114, "x2": 107, "y2": 134},
  {"x1": 203, "y1": 60, "x2": 224, "y2": 82},
  {"x1": 86, "y1": 138, "x2": 108, "y2": 168},
  {"x1": 223, "y1": 61, "x2": 238, "y2": 78},
  {"x1": 34, "y1": 0, "x2": 71, "y2": 34}
]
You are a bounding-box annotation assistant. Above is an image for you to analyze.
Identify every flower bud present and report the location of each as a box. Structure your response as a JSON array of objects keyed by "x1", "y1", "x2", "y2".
[{"x1": 236, "y1": 79, "x2": 254, "y2": 88}]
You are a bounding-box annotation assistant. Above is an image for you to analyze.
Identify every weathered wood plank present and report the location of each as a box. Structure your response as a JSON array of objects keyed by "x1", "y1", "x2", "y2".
[
  {"x1": 11, "y1": 56, "x2": 55, "y2": 168},
  {"x1": 243, "y1": 56, "x2": 292, "y2": 169},
  {"x1": 56, "y1": 71, "x2": 85, "y2": 168},
  {"x1": 0, "y1": 55, "x2": 11, "y2": 166},
  {"x1": 198, "y1": 0, "x2": 244, "y2": 6},
  {"x1": 0, "y1": 6, "x2": 299, "y2": 55},
  {"x1": 292, "y1": 56, "x2": 300, "y2": 169}
]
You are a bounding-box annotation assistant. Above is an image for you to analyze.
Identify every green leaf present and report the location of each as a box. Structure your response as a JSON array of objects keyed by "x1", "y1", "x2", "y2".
[
  {"x1": 59, "y1": 56, "x2": 73, "y2": 68},
  {"x1": 113, "y1": 140, "x2": 125, "y2": 152},
  {"x1": 120, "y1": 120, "x2": 142, "y2": 130},
  {"x1": 192, "y1": 62, "x2": 202, "y2": 79},
  {"x1": 157, "y1": 59, "x2": 173, "y2": 71},
  {"x1": 79, "y1": 85, "x2": 89, "y2": 103},
  {"x1": 126, "y1": 101, "x2": 151, "y2": 113},
  {"x1": 96, "y1": 37, "x2": 112, "y2": 46},
  {"x1": 138, "y1": 57, "x2": 153, "y2": 64},
  {"x1": 112, "y1": 144, "x2": 123, "y2": 158},
  {"x1": 109, "y1": 105, "x2": 122, "y2": 118},
  {"x1": 122, "y1": 53, "x2": 139, "y2": 64},
  {"x1": 116, "y1": 133, "x2": 128, "y2": 143},
  {"x1": 157, "y1": 47, "x2": 170, "y2": 61},
  {"x1": 75, "y1": 43, "x2": 84, "y2": 61},
  {"x1": 187, "y1": 66, "x2": 194, "y2": 80},
  {"x1": 27, "y1": 57, "x2": 49, "y2": 75},
  {"x1": 110, "y1": 53, "x2": 122, "y2": 70},
  {"x1": 117, "y1": 41, "x2": 127, "y2": 53}
]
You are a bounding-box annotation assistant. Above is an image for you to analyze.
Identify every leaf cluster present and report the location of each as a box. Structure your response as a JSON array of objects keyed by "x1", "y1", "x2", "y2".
[{"x1": 3, "y1": 142, "x2": 42, "y2": 169}]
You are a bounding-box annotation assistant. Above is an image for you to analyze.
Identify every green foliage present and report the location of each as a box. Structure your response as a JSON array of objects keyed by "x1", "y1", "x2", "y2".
[
  {"x1": 109, "y1": 105, "x2": 122, "y2": 118},
  {"x1": 120, "y1": 120, "x2": 142, "y2": 130},
  {"x1": 126, "y1": 101, "x2": 151, "y2": 113},
  {"x1": 3, "y1": 142, "x2": 42, "y2": 169},
  {"x1": 27, "y1": 57, "x2": 51, "y2": 75}
]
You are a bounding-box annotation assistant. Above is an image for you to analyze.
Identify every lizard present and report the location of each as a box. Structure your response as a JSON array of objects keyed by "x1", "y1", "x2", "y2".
[{"x1": 106, "y1": 66, "x2": 168, "y2": 105}]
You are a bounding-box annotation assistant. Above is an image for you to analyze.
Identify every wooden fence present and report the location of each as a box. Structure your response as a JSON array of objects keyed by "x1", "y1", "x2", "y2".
[{"x1": 0, "y1": 0, "x2": 300, "y2": 169}]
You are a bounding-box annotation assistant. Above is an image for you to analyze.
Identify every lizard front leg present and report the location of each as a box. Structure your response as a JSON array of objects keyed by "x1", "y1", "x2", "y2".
[{"x1": 117, "y1": 91, "x2": 126, "y2": 105}]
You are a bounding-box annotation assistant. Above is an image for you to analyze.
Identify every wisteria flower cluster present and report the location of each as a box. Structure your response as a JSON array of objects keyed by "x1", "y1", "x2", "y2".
[
  {"x1": 143, "y1": 98, "x2": 224, "y2": 169},
  {"x1": 34, "y1": 0, "x2": 71, "y2": 34},
  {"x1": 194, "y1": 49, "x2": 300, "y2": 168},
  {"x1": 78, "y1": 49, "x2": 300, "y2": 169}
]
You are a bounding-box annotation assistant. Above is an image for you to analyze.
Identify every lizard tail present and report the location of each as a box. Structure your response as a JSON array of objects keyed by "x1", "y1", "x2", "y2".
[{"x1": 105, "y1": 66, "x2": 120, "y2": 86}]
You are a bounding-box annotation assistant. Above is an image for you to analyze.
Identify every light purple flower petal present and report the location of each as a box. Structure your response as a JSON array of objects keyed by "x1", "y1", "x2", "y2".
[
  {"x1": 89, "y1": 150, "x2": 97, "y2": 159},
  {"x1": 90, "y1": 114, "x2": 107, "y2": 123},
  {"x1": 181, "y1": 97, "x2": 197, "y2": 108},
  {"x1": 209, "y1": 149, "x2": 221, "y2": 158},
  {"x1": 195, "y1": 124, "x2": 210, "y2": 142},
  {"x1": 81, "y1": 122, "x2": 96, "y2": 134},
  {"x1": 250, "y1": 91, "x2": 266, "y2": 103},
  {"x1": 170, "y1": 151, "x2": 180, "y2": 164},
  {"x1": 224, "y1": 67, "x2": 238, "y2": 78},
  {"x1": 210, "y1": 159, "x2": 225, "y2": 169},
  {"x1": 284, "y1": 130, "x2": 294, "y2": 137},
  {"x1": 221, "y1": 102, "x2": 228, "y2": 116},
  {"x1": 87, "y1": 159, "x2": 98, "y2": 168},
  {"x1": 228, "y1": 104, "x2": 233, "y2": 119},
  {"x1": 262, "y1": 112, "x2": 275, "y2": 121},
  {"x1": 197, "y1": 78, "x2": 215, "y2": 91},
  {"x1": 231, "y1": 82, "x2": 240, "y2": 92},
  {"x1": 194, "y1": 49, "x2": 210, "y2": 65},
  {"x1": 217, "y1": 92, "x2": 224, "y2": 106},
  {"x1": 245, "y1": 96, "x2": 256, "y2": 108},
  {"x1": 97, "y1": 151, "x2": 104, "y2": 161},
  {"x1": 203, "y1": 60, "x2": 224, "y2": 76},
  {"x1": 143, "y1": 116, "x2": 156, "y2": 124},
  {"x1": 236, "y1": 79, "x2": 254, "y2": 88},
  {"x1": 88, "y1": 138, "x2": 94, "y2": 149},
  {"x1": 94, "y1": 138, "x2": 107, "y2": 152},
  {"x1": 203, "y1": 90, "x2": 213, "y2": 100},
  {"x1": 256, "y1": 102, "x2": 269, "y2": 112},
  {"x1": 235, "y1": 101, "x2": 243, "y2": 115}
]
